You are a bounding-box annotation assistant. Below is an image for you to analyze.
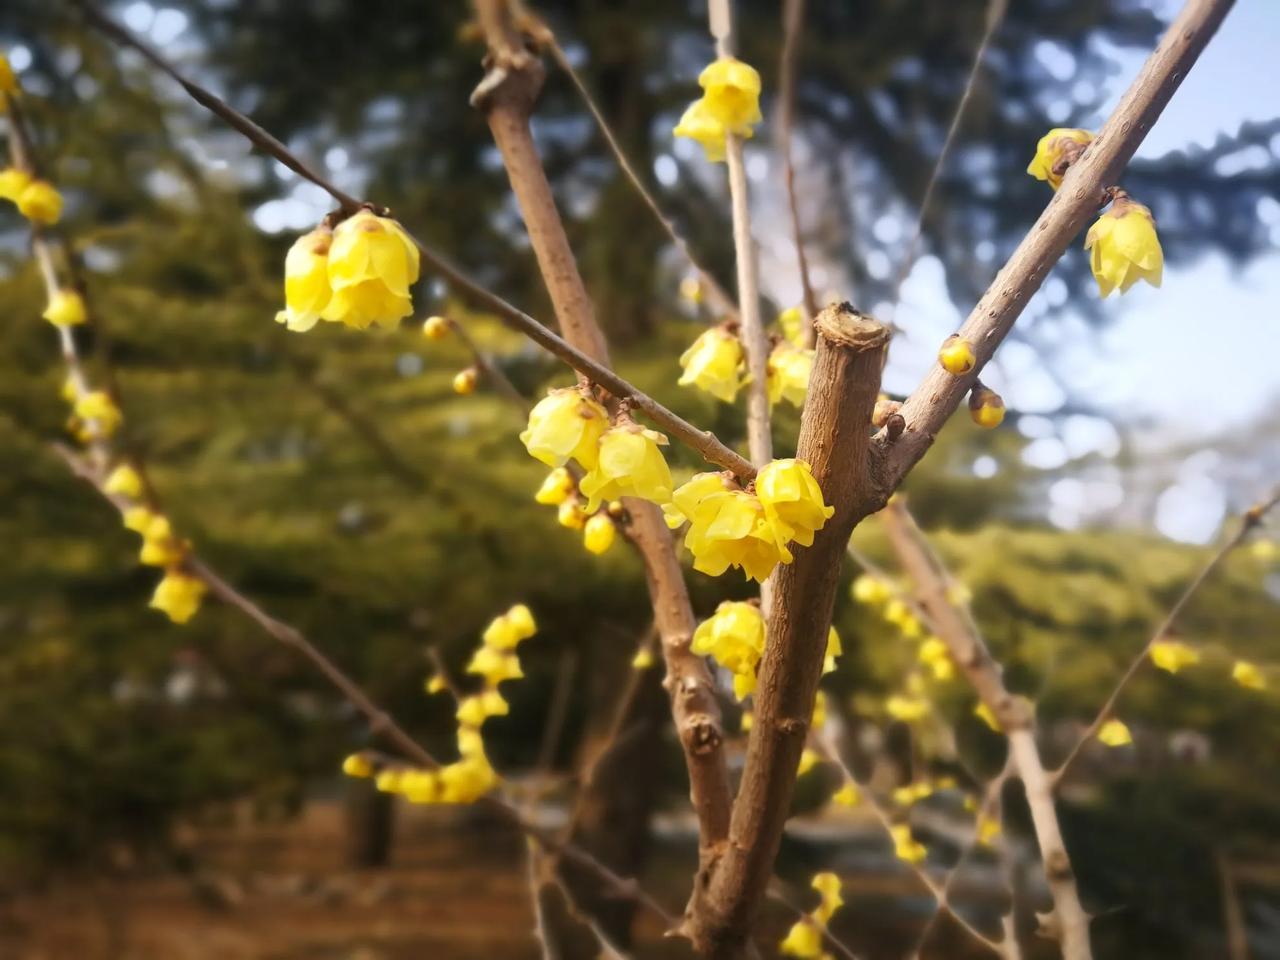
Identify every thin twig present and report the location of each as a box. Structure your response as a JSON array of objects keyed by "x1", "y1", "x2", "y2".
[{"x1": 777, "y1": 0, "x2": 818, "y2": 344}]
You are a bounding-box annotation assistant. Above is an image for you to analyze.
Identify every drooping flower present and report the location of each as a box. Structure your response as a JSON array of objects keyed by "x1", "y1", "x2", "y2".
[
  {"x1": 322, "y1": 210, "x2": 420, "y2": 329},
  {"x1": 534, "y1": 467, "x2": 575, "y2": 506},
  {"x1": 139, "y1": 514, "x2": 184, "y2": 567},
  {"x1": 103, "y1": 463, "x2": 144, "y2": 499},
  {"x1": 73, "y1": 390, "x2": 122, "y2": 437},
  {"x1": 1084, "y1": 197, "x2": 1163, "y2": 298},
  {"x1": 777, "y1": 306, "x2": 806, "y2": 346},
  {"x1": 123, "y1": 505, "x2": 155, "y2": 535},
  {"x1": 678, "y1": 327, "x2": 746, "y2": 402},
  {"x1": 1097, "y1": 718, "x2": 1133, "y2": 747},
  {"x1": 519, "y1": 387, "x2": 609, "y2": 470},
  {"x1": 466, "y1": 645, "x2": 524, "y2": 686},
  {"x1": 831, "y1": 782, "x2": 860, "y2": 807},
  {"x1": 16, "y1": 178, "x2": 63, "y2": 225},
  {"x1": 1026, "y1": 128, "x2": 1093, "y2": 189},
  {"x1": 756, "y1": 459, "x2": 833, "y2": 548},
  {"x1": 766, "y1": 341, "x2": 813, "y2": 409},
  {"x1": 673, "y1": 98, "x2": 729, "y2": 163},
  {"x1": 0, "y1": 167, "x2": 31, "y2": 202},
  {"x1": 578, "y1": 423, "x2": 673, "y2": 512},
  {"x1": 455, "y1": 690, "x2": 510, "y2": 727},
  {"x1": 937, "y1": 335, "x2": 976, "y2": 375},
  {"x1": 149, "y1": 568, "x2": 206, "y2": 624},
  {"x1": 698, "y1": 57, "x2": 763, "y2": 136},
  {"x1": 1232, "y1": 660, "x2": 1266, "y2": 691},
  {"x1": 42, "y1": 289, "x2": 87, "y2": 327},
  {"x1": 1149, "y1": 639, "x2": 1200, "y2": 675},
  {"x1": 278, "y1": 225, "x2": 333, "y2": 332},
  {"x1": 968, "y1": 384, "x2": 1005, "y2": 428},
  {"x1": 582, "y1": 513, "x2": 617, "y2": 555},
  {"x1": 481, "y1": 604, "x2": 538, "y2": 651},
  {"x1": 779, "y1": 919, "x2": 822, "y2": 958},
  {"x1": 691, "y1": 600, "x2": 767, "y2": 700},
  {"x1": 676, "y1": 480, "x2": 789, "y2": 583}
]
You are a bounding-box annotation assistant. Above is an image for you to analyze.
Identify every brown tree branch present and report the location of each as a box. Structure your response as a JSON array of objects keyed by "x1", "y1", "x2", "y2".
[
  {"x1": 471, "y1": 0, "x2": 734, "y2": 881},
  {"x1": 880, "y1": 500, "x2": 1091, "y2": 960},
  {"x1": 874, "y1": 0, "x2": 1235, "y2": 493},
  {"x1": 683, "y1": 303, "x2": 889, "y2": 956}
]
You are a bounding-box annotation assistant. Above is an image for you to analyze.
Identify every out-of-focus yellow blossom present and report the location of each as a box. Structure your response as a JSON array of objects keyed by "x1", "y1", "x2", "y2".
[
  {"x1": 767, "y1": 341, "x2": 813, "y2": 409},
  {"x1": 779, "y1": 871, "x2": 843, "y2": 958},
  {"x1": 1085, "y1": 198, "x2": 1163, "y2": 298},
  {"x1": 674, "y1": 98, "x2": 728, "y2": 163},
  {"x1": 579, "y1": 424, "x2": 673, "y2": 512},
  {"x1": 823, "y1": 627, "x2": 842, "y2": 675},
  {"x1": 123, "y1": 505, "x2": 155, "y2": 534},
  {"x1": 692, "y1": 600, "x2": 766, "y2": 700},
  {"x1": 977, "y1": 814, "x2": 1002, "y2": 846},
  {"x1": 938, "y1": 335, "x2": 976, "y2": 375},
  {"x1": 375, "y1": 769, "x2": 405, "y2": 794},
  {"x1": 1232, "y1": 660, "x2": 1266, "y2": 691},
  {"x1": 534, "y1": 467, "x2": 575, "y2": 506},
  {"x1": 456, "y1": 690, "x2": 509, "y2": 727},
  {"x1": 974, "y1": 701, "x2": 1001, "y2": 733},
  {"x1": 425, "y1": 674, "x2": 447, "y2": 695},
  {"x1": 1149, "y1": 639, "x2": 1200, "y2": 674},
  {"x1": 968, "y1": 384, "x2": 1005, "y2": 428},
  {"x1": 17, "y1": 178, "x2": 62, "y2": 224},
  {"x1": 60, "y1": 374, "x2": 79, "y2": 404},
  {"x1": 148, "y1": 568, "x2": 206, "y2": 624},
  {"x1": 466, "y1": 646, "x2": 524, "y2": 685},
  {"x1": 481, "y1": 604, "x2": 537, "y2": 651},
  {"x1": 892, "y1": 782, "x2": 934, "y2": 807},
  {"x1": 811, "y1": 872, "x2": 843, "y2": 924},
  {"x1": 631, "y1": 647, "x2": 655, "y2": 670},
  {"x1": 883, "y1": 599, "x2": 911, "y2": 627},
  {"x1": 918, "y1": 637, "x2": 954, "y2": 682},
  {"x1": 756, "y1": 458, "x2": 833, "y2": 548},
  {"x1": 779, "y1": 919, "x2": 823, "y2": 958},
  {"x1": 139, "y1": 514, "x2": 183, "y2": 567},
  {"x1": 42, "y1": 289, "x2": 87, "y2": 327},
  {"x1": 73, "y1": 390, "x2": 122, "y2": 437},
  {"x1": 436, "y1": 753, "x2": 498, "y2": 803},
  {"x1": 811, "y1": 690, "x2": 828, "y2": 730},
  {"x1": 797, "y1": 749, "x2": 820, "y2": 777},
  {"x1": 885, "y1": 694, "x2": 930, "y2": 723},
  {"x1": 323, "y1": 210, "x2": 419, "y2": 329},
  {"x1": 679, "y1": 276, "x2": 703, "y2": 305},
  {"x1": 279, "y1": 225, "x2": 332, "y2": 331},
  {"x1": 740, "y1": 710, "x2": 753, "y2": 732},
  {"x1": 0, "y1": 166, "x2": 30, "y2": 201},
  {"x1": 699, "y1": 58, "x2": 762, "y2": 136},
  {"x1": 831, "y1": 782, "x2": 860, "y2": 807},
  {"x1": 778, "y1": 306, "x2": 806, "y2": 346},
  {"x1": 891, "y1": 824, "x2": 927, "y2": 864},
  {"x1": 558, "y1": 498, "x2": 588, "y2": 530},
  {"x1": 852, "y1": 574, "x2": 891, "y2": 605},
  {"x1": 422, "y1": 315, "x2": 451, "y2": 340},
  {"x1": 342, "y1": 753, "x2": 373, "y2": 778},
  {"x1": 946, "y1": 582, "x2": 973, "y2": 607},
  {"x1": 103, "y1": 464, "x2": 143, "y2": 499},
  {"x1": 678, "y1": 326, "x2": 746, "y2": 402},
  {"x1": 1251, "y1": 540, "x2": 1278, "y2": 562},
  {"x1": 520, "y1": 387, "x2": 609, "y2": 470},
  {"x1": 583, "y1": 513, "x2": 617, "y2": 555},
  {"x1": 1097, "y1": 718, "x2": 1132, "y2": 747},
  {"x1": 1026, "y1": 128, "x2": 1093, "y2": 189},
  {"x1": 452, "y1": 367, "x2": 478, "y2": 395}
]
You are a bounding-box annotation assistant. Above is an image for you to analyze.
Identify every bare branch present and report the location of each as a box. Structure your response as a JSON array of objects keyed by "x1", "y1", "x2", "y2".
[{"x1": 777, "y1": 0, "x2": 819, "y2": 341}]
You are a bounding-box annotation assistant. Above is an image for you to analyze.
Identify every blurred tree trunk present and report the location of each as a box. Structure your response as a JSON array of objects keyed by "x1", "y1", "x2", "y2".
[{"x1": 343, "y1": 778, "x2": 394, "y2": 869}]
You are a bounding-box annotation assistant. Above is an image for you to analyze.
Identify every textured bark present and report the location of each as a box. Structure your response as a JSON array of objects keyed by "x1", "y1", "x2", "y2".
[{"x1": 682, "y1": 304, "x2": 888, "y2": 956}]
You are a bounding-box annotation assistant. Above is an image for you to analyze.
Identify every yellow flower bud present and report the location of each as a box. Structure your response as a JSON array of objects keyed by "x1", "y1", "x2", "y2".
[
  {"x1": 466, "y1": 646, "x2": 524, "y2": 685},
  {"x1": 1026, "y1": 128, "x2": 1093, "y2": 189},
  {"x1": 557, "y1": 498, "x2": 587, "y2": 530},
  {"x1": 534, "y1": 467, "x2": 575, "y2": 506},
  {"x1": 375, "y1": 769, "x2": 405, "y2": 794},
  {"x1": 851, "y1": 574, "x2": 890, "y2": 605},
  {"x1": 422, "y1": 315, "x2": 451, "y2": 340},
  {"x1": 891, "y1": 823, "x2": 927, "y2": 864},
  {"x1": 766, "y1": 341, "x2": 813, "y2": 409},
  {"x1": 968, "y1": 384, "x2": 1005, "y2": 428},
  {"x1": 17, "y1": 178, "x2": 62, "y2": 224},
  {"x1": 779, "y1": 920, "x2": 822, "y2": 958},
  {"x1": 698, "y1": 57, "x2": 762, "y2": 136},
  {"x1": 42, "y1": 289, "x2": 87, "y2": 327},
  {"x1": 149, "y1": 568, "x2": 206, "y2": 624},
  {"x1": 1149, "y1": 639, "x2": 1200, "y2": 675},
  {"x1": 342, "y1": 753, "x2": 374, "y2": 778},
  {"x1": 123, "y1": 506, "x2": 155, "y2": 534},
  {"x1": 578, "y1": 424, "x2": 673, "y2": 512},
  {"x1": 1232, "y1": 660, "x2": 1266, "y2": 691},
  {"x1": 73, "y1": 390, "x2": 122, "y2": 438},
  {"x1": 583, "y1": 513, "x2": 617, "y2": 555},
  {"x1": 831, "y1": 782, "x2": 859, "y2": 807},
  {"x1": 692, "y1": 601, "x2": 766, "y2": 701},
  {"x1": 0, "y1": 166, "x2": 30, "y2": 201},
  {"x1": 452, "y1": 367, "x2": 478, "y2": 395},
  {"x1": 631, "y1": 647, "x2": 655, "y2": 670},
  {"x1": 103, "y1": 463, "x2": 144, "y2": 499},
  {"x1": 279, "y1": 225, "x2": 333, "y2": 331},
  {"x1": 678, "y1": 327, "x2": 746, "y2": 402},
  {"x1": 1097, "y1": 718, "x2": 1132, "y2": 747},
  {"x1": 938, "y1": 335, "x2": 976, "y2": 375},
  {"x1": 322, "y1": 210, "x2": 419, "y2": 329},
  {"x1": 674, "y1": 98, "x2": 728, "y2": 163},
  {"x1": 1084, "y1": 197, "x2": 1163, "y2": 298},
  {"x1": 520, "y1": 387, "x2": 609, "y2": 470}
]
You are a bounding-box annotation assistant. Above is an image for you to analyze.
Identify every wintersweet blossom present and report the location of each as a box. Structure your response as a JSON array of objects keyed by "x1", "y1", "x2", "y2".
[
  {"x1": 678, "y1": 326, "x2": 746, "y2": 402},
  {"x1": 756, "y1": 458, "x2": 833, "y2": 548},
  {"x1": 698, "y1": 58, "x2": 762, "y2": 136},
  {"x1": 279, "y1": 224, "x2": 333, "y2": 331},
  {"x1": 778, "y1": 919, "x2": 823, "y2": 959},
  {"x1": 777, "y1": 306, "x2": 806, "y2": 346},
  {"x1": 831, "y1": 782, "x2": 860, "y2": 807},
  {"x1": 452, "y1": 368, "x2": 478, "y2": 395},
  {"x1": 323, "y1": 210, "x2": 419, "y2": 329},
  {"x1": 1026, "y1": 128, "x2": 1093, "y2": 189},
  {"x1": 42, "y1": 289, "x2": 86, "y2": 327},
  {"x1": 766, "y1": 341, "x2": 813, "y2": 409},
  {"x1": 851, "y1": 574, "x2": 891, "y2": 605},
  {"x1": 1232, "y1": 660, "x2": 1266, "y2": 691},
  {"x1": 1085, "y1": 197, "x2": 1163, "y2": 297},
  {"x1": 520, "y1": 387, "x2": 609, "y2": 470},
  {"x1": 139, "y1": 514, "x2": 183, "y2": 567},
  {"x1": 670, "y1": 477, "x2": 789, "y2": 582},
  {"x1": 422, "y1": 315, "x2": 451, "y2": 340},
  {"x1": 481, "y1": 604, "x2": 537, "y2": 651},
  {"x1": 1149, "y1": 639, "x2": 1200, "y2": 674},
  {"x1": 578, "y1": 423, "x2": 673, "y2": 512},
  {"x1": 149, "y1": 569, "x2": 206, "y2": 624},
  {"x1": 583, "y1": 513, "x2": 617, "y2": 555},
  {"x1": 1097, "y1": 718, "x2": 1133, "y2": 747},
  {"x1": 891, "y1": 823, "x2": 927, "y2": 864},
  {"x1": 674, "y1": 99, "x2": 729, "y2": 163},
  {"x1": 103, "y1": 464, "x2": 144, "y2": 499},
  {"x1": 0, "y1": 167, "x2": 31, "y2": 201},
  {"x1": 534, "y1": 467, "x2": 575, "y2": 506},
  {"x1": 968, "y1": 384, "x2": 1005, "y2": 428},
  {"x1": 73, "y1": 390, "x2": 122, "y2": 437},
  {"x1": 16, "y1": 179, "x2": 62, "y2": 225},
  {"x1": 691, "y1": 600, "x2": 766, "y2": 700}
]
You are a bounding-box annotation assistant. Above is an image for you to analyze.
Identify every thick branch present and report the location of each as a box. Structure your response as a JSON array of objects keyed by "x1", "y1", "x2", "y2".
[
  {"x1": 876, "y1": 0, "x2": 1235, "y2": 491},
  {"x1": 683, "y1": 303, "x2": 888, "y2": 956}
]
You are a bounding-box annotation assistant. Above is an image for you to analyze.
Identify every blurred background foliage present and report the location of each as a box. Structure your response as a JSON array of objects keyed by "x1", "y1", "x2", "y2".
[{"x1": 0, "y1": 0, "x2": 1277, "y2": 956}]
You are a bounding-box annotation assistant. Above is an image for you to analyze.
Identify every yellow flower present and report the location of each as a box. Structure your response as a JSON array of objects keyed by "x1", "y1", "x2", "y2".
[
  {"x1": 631, "y1": 647, "x2": 655, "y2": 670},
  {"x1": 280, "y1": 225, "x2": 333, "y2": 331},
  {"x1": 0, "y1": 53, "x2": 18, "y2": 105},
  {"x1": 679, "y1": 276, "x2": 703, "y2": 305},
  {"x1": 424, "y1": 674, "x2": 447, "y2": 695},
  {"x1": 779, "y1": 919, "x2": 822, "y2": 958},
  {"x1": 756, "y1": 458, "x2": 833, "y2": 549},
  {"x1": 534, "y1": 467, "x2": 575, "y2": 506},
  {"x1": 918, "y1": 637, "x2": 955, "y2": 682},
  {"x1": 974, "y1": 701, "x2": 1001, "y2": 733},
  {"x1": 767, "y1": 341, "x2": 813, "y2": 409},
  {"x1": 976, "y1": 813, "x2": 1002, "y2": 846},
  {"x1": 885, "y1": 694, "x2": 930, "y2": 723},
  {"x1": 455, "y1": 690, "x2": 509, "y2": 727},
  {"x1": 892, "y1": 781, "x2": 934, "y2": 807},
  {"x1": 797, "y1": 748, "x2": 820, "y2": 777},
  {"x1": 481, "y1": 604, "x2": 538, "y2": 651},
  {"x1": 17, "y1": 179, "x2": 63, "y2": 225},
  {"x1": 452, "y1": 368, "x2": 478, "y2": 395},
  {"x1": 73, "y1": 390, "x2": 122, "y2": 437},
  {"x1": 437, "y1": 755, "x2": 498, "y2": 803},
  {"x1": 375, "y1": 769, "x2": 406, "y2": 794},
  {"x1": 139, "y1": 515, "x2": 184, "y2": 567},
  {"x1": 778, "y1": 306, "x2": 806, "y2": 346},
  {"x1": 691, "y1": 600, "x2": 766, "y2": 700},
  {"x1": 582, "y1": 513, "x2": 617, "y2": 555},
  {"x1": 1149, "y1": 639, "x2": 1200, "y2": 675},
  {"x1": 1232, "y1": 660, "x2": 1266, "y2": 691},
  {"x1": 149, "y1": 568, "x2": 206, "y2": 624},
  {"x1": 579, "y1": 424, "x2": 673, "y2": 512},
  {"x1": 466, "y1": 645, "x2": 524, "y2": 685},
  {"x1": 678, "y1": 327, "x2": 746, "y2": 402},
  {"x1": 938, "y1": 335, "x2": 976, "y2": 375},
  {"x1": 103, "y1": 463, "x2": 144, "y2": 499},
  {"x1": 1250, "y1": 540, "x2": 1277, "y2": 562},
  {"x1": 123, "y1": 505, "x2": 155, "y2": 534},
  {"x1": 698, "y1": 57, "x2": 763, "y2": 136},
  {"x1": 520, "y1": 387, "x2": 609, "y2": 470},
  {"x1": 823, "y1": 627, "x2": 841, "y2": 675},
  {"x1": 0, "y1": 167, "x2": 30, "y2": 202},
  {"x1": 342, "y1": 753, "x2": 374, "y2": 778},
  {"x1": 1026, "y1": 128, "x2": 1093, "y2": 189},
  {"x1": 322, "y1": 210, "x2": 419, "y2": 329},
  {"x1": 1085, "y1": 198, "x2": 1163, "y2": 298},
  {"x1": 42, "y1": 289, "x2": 87, "y2": 327},
  {"x1": 851, "y1": 574, "x2": 890, "y2": 605},
  {"x1": 968, "y1": 384, "x2": 1005, "y2": 428},
  {"x1": 1097, "y1": 718, "x2": 1132, "y2": 747},
  {"x1": 422, "y1": 315, "x2": 451, "y2": 340},
  {"x1": 557, "y1": 498, "x2": 587, "y2": 530},
  {"x1": 891, "y1": 823, "x2": 927, "y2": 864},
  {"x1": 831, "y1": 782, "x2": 860, "y2": 807},
  {"x1": 811, "y1": 871, "x2": 843, "y2": 924},
  {"x1": 673, "y1": 98, "x2": 728, "y2": 163},
  {"x1": 680, "y1": 484, "x2": 788, "y2": 582}
]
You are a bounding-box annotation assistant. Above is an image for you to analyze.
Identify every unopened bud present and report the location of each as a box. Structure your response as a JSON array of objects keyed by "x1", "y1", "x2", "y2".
[
  {"x1": 422, "y1": 315, "x2": 451, "y2": 340},
  {"x1": 873, "y1": 396, "x2": 903, "y2": 427},
  {"x1": 938, "y1": 335, "x2": 976, "y2": 376},
  {"x1": 452, "y1": 367, "x2": 479, "y2": 395},
  {"x1": 968, "y1": 383, "x2": 1005, "y2": 428}
]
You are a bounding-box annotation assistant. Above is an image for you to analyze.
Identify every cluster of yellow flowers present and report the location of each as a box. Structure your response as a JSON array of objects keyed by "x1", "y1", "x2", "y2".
[
  {"x1": 64, "y1": 385, "x2": 123, "y2": 443},
  {"x1": 1027, "y1": 128, "x2": 1163, "y2": 298},
  {"x1": 678, "y1": 309, "x2": 813, "y2": 410},
  {"x1": 665, "y1": 459, "x2": 832, "y2": 582},
  {"x1": 779, "y1": 872, "x2": 844, "y2": 959},
  {"x1": 673, "y1": 58, "x2": 762, "y2": 163},
  {"x1": 277, "y1": 210, "x2": 420, "y2": 332},
  {"x1": 533, "y1": 465, "x2": 620, "y2": 555}
]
